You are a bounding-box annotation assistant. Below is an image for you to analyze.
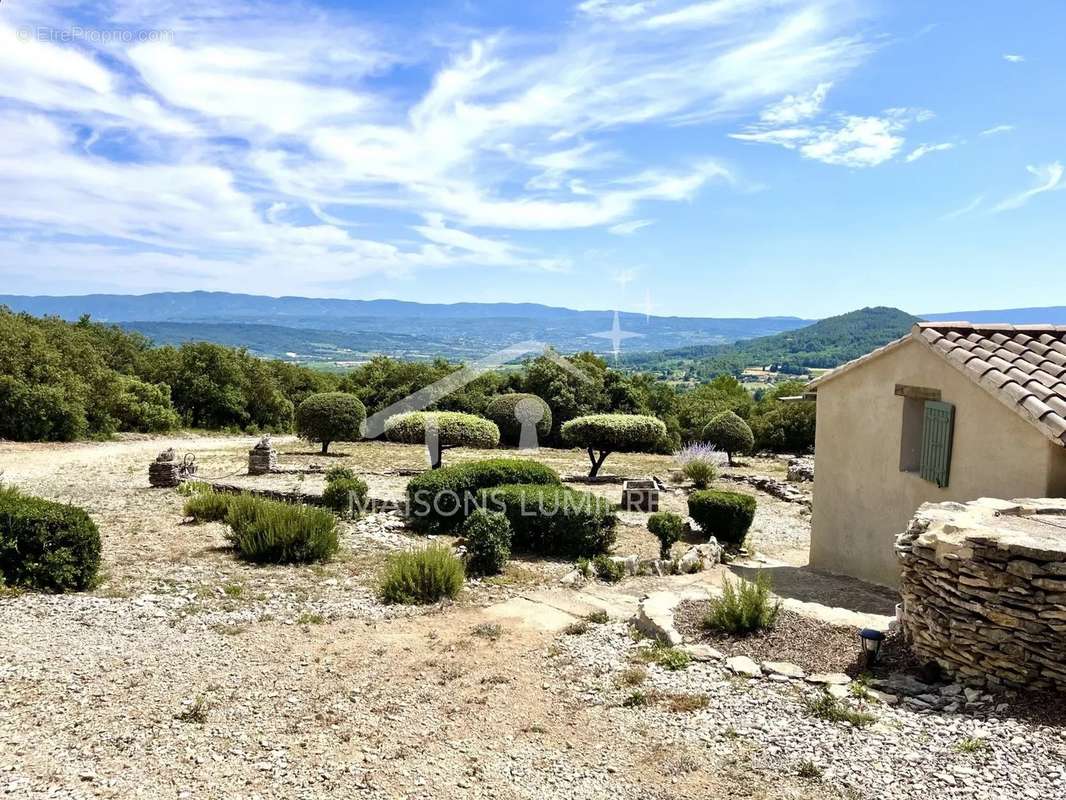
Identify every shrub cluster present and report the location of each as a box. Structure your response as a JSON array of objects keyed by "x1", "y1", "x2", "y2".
[
  {"x1": 0, "y1": 485, "x2": 101, "y2": 592},
  {"x1": 484, "y1": 394, "x2": 553, "y2": 446},
  {"x1": 406, "y1": 458, "x2": 561, "y2": 533},
  {"x1": 702, "y1": 572, "x2": 780, "y2": 635},
  {"x1": 674, "y1": 443, "x2": 720, "y2": 488},
  {"x1": 377, "y1": 544, "x2": 465, "y2": 604},
  {"x1": 462, "y1": 509, "x2": 512, "y2": 576},
  {"x1": 687, "y1": 489, "x2": 756, "y2": 546},
  {"x1": 592, "y1": 554, "x2": 625, "y2": 583},
  {"x1": 224, "y1": 494, "x2": 338, "y2": 564},
  {"x1": 475, "y1": 484, "x2": 617, "y2": 558},
  {"x1": 647, "y1": 511, "x2": 685, "y2": 560},
  {"x1": 183, "y1": 490, "x2": 232, "y2": 523},
  {"x1": 702, "y1": 411, "x2": 754, "y2": 465},
  {"x1": 296, "y1": 393, "x2": 366, "y2": 454},
  {"x1": 321, "y1": 467, "x2": 368, "y2": 519}
]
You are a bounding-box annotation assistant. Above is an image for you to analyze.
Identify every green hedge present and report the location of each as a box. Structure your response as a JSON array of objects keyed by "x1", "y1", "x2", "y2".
[
  {"x1": 687, "y1": 490, "x2": 756, "y2": 546},
  {"x1": 484, "y1": 394, "x2": 552, "y2": 445},
  {"x1": 474, "y1": 484, "x2": 617, "y2": 558},
  {"x1": 0, "y1": 486, "x2": 101, "y2": 592},
  {"x1": 406, "y1": 458, "x2": 561, "y2": 533},
  {"x1": 462, "y1": 509, "x2": 512, "y2": 576}
]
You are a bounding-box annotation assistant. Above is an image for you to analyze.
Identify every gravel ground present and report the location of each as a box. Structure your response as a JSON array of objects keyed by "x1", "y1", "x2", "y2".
[
  {"x1": 674, "y1": 604, "x2": 864, "y2": 675},
  {"x1": 553, "y1": 622, "x2": 1066, "y2": 800}
]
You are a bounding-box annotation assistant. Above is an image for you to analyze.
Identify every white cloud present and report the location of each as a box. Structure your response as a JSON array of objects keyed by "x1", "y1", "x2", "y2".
[
  {"x1": 1003, "y1": 53, "x2": 1025, "y2": 63},
  {"x1": 733, "y1": 107, "x2": 928, "y2": 167},
  {"x1": 993, "y1": 162, "x2": 1064, "y2": 213},
  {"x1": 759, "y1": 82, "x2": 832, "y2": 124},
  {"x1": 980, "y1": 124, "x2": 1014, "y2": 136},
  {"x1": 941, "y1": 194, "x2": 983, "y2": 220},
  {"x1": 905, "y1": 142, "x2": 955, "y2": 163},
  {"x1": 608, "y1": 219, "x2": 655, "y2": 235}
]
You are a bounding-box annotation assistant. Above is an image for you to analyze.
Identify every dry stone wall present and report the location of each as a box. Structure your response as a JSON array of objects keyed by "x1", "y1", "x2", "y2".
[{"x1": 896, "y1": 497, "x2": 1066, "y2": 692}]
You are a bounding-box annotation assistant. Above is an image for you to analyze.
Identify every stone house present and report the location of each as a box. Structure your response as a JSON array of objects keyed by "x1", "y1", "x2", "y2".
[{"x1": 806, "y1": 322, "x2": 1066, "y2": 587}]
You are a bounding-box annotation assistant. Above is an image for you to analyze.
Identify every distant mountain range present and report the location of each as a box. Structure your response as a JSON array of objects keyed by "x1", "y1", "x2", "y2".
[
  {"x1": 0, "y1": 291, "x2": 811, "y2": 360},
  {"x1": 2, "y1": 291, "x2": 1063, "y2": 370}
]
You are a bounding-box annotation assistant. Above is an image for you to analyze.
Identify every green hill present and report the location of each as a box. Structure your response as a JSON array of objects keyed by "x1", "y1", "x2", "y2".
[{"x1": 622, "y1": 307, "x2": 919, "y2": 379}]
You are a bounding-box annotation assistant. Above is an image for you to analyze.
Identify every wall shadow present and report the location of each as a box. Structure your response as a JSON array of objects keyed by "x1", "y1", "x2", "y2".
[{"x1": 731, "y1": 564, "x2": 900, "y2": 617}]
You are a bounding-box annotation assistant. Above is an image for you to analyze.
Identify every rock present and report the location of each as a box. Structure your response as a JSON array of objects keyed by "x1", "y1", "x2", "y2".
[
  {"x1": 725, "y1": 656, "x2": 762, "y2": 678},
  {"x1": 633, "y1": 592, "x2": 683, "y2": 646},
  {"x1": 964, "y1": 687, "x2": 983, "y2": 704},
  {"x1": 560, "y1": 569, "x2": 585, "y2": 587},
  {"x1": 826, "y1": 684, "x2": 849, "y2": 700},
  {"x1": 677, "y1": 542, "x2": 722, "y2": 574},
  {"x1": 762, "y1": 661, "x2": 805, "y2": 679},
  {"x1": 866, "y1": 689, "x2": 899, "y2": 706},
  {"x1": 806, "y1": 672, "x2": 851, "y2": 686},
  {"x1": 786, "y1": 456, "x2": 814, "y2": 482},
  {"x1": 681, "y1": 644, "x2": 724, "y2": 662}
]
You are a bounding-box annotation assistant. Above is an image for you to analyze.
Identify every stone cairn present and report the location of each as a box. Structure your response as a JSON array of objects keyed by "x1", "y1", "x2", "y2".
[
  {"x1": 148, "y1": 448, "x2": 181, "y2": 488},
  {"x1": 897, "y1": 497, "x2": 1066, "y2": 692},
  {"x1": 247, "y1": 436, "x2": 278, "y2": 475}
]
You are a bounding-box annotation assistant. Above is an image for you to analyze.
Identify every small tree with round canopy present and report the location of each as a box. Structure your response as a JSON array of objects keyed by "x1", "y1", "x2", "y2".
[
  {"x1": 560, "y1": 413, "x2": 667, "y2": 478},
  {"x1": 295, "y1": 392, "x2": 367, "y2": 455},
  {"x1": 384, "y1": 411, "x2": 500, "y2": 469},
  {"x1": 485, "y1": 393, "x2": 552, "y2": 447},
  {"x1": 702, "y1": 411, "x2": 754, "y2": 466}
]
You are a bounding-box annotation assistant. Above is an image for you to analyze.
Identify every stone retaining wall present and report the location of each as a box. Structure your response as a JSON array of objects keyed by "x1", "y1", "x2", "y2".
[{"x1": 896, "y1": 497, "x2": 1066, "y2": 692}]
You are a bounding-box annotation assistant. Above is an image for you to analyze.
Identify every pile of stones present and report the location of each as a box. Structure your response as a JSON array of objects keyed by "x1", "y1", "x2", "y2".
[
  {"x1": 786, "y1": 456, "x2": 814, "y2": 482},
  {"x1": 897, "y1": 497, "x2": 1066, "y2": 692},
  {"x1": 148, "y1": 449, "x2": 181, "y2": 488},
  {"x1": 721, "y1": 473, "x2": 810, "y2": 508},
  {"x1": 247, "y1": 436, "x2": 278, "y2": 475}
]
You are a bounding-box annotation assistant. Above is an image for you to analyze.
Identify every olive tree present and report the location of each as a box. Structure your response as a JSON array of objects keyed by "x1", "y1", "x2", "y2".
[
  {"x1": 295, "y1": 392, "x2": 367, "y2": 454},
  {"x1": 560, "y1": 414, "x2": 667, "y2": 478},
  {"x1": 702, "y1": 411, "x2": 754, "y2": 466},
  {"x1": 384, "y1": 411, "x2": 500, "y2": 469}
]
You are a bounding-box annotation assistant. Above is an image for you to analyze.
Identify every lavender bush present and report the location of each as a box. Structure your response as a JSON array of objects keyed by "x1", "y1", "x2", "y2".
[{"x1": 674, "y1": 443, "x2": 723, "y2": 488}]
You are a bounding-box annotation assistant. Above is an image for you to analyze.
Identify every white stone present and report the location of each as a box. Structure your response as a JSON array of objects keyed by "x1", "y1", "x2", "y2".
[
  {"x1": 762, "y1": 661, "x2": 805, "y2": 679},
  {"x1": 725, "y1": 656, "x2": 762, "y2": 677},
  {"x1": 807, "y1": 672, "x2": 851, "y2": 686}
]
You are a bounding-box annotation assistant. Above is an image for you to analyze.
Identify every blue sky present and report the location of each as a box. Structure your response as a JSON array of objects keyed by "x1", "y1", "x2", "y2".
[{"x1": 0, "y1": 0, "x2": 1062, "y2": 317}]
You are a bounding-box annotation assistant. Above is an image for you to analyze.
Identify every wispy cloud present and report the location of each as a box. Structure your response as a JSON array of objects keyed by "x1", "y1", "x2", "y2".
[
  {"x1": 980, "y1": 124, "x2": 1014, "y2": 136},
  {"x1": 993, "y1": 163, "x2": 1064, "y2": 212},
  {"x1": 905, "y1": 142, "x2": 955, "y2": 163},
  {"x1": 941, "y1": 194, "x2": 983, "y2": 220},
  {"x1": 0, "y1": 0, "x2": 877, "y2": 291},
  {"x1": 1003, "y1": 53, "x2": 1025, "y2": 63},
  {"x1": 608, "y1": 219, "x2": 655, "y2": 236}
]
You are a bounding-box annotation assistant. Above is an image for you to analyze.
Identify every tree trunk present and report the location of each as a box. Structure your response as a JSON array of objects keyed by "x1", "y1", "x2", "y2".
[
  {"x1": 587, "y1": 448, "x2": 610, "y2": 478},
  {"x1": 321, "y1": 440, "x2": 330, "y2": 455},
  {"x1": 429, "y1": 442, "x2": 444, "y2": 470},
  {"x1": 726, "y1": 450, "x2": 734, "y2": 466}
]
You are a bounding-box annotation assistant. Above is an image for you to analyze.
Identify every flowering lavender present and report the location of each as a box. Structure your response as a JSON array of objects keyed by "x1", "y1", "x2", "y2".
[{"x1": 674, "y1": 442, "x2": 724, "y2": 488}]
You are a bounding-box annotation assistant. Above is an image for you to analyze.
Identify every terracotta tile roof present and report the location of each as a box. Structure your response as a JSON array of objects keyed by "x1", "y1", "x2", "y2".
[
  {"x1": 808, "y1": 322, "x2": 1066, "y2": 447},
  {"x1": 914, "y1": 323, "x2": 1066, "y2": 446}
]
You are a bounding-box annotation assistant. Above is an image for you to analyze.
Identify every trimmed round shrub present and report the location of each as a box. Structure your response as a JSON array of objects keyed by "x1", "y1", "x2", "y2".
[
  {"x1": 324, "y1": 466, "x2": 356, "y2": 483},
  {"x1": 462, "y1": 509, "x2": 512, "y2": 576},
  {"x1": 224, "y1": 494, "x2": 338, "y2": 563},
  {"x1": 183, "y1": 491, "x2": 232, "y2": 523},
  {"x1": 378, "y1": 544, "x2": 465, "y2": 605},
  {"x1": 406, "y1": 458, "x2": 561, "y2": 534},
  {"x1": 296, "y1": 393, "x2": 367, "y2": 454},
  {"x1": 647, "y1": 511, "x2": 685, "y2": 559},
  {"x1": 485, "y1": 394, "x2": 552, "y2": 446},
  {"x1": 687, "y1": 489, "x2": 756, "y2": 546},
  {"x1": 560, "y1": 414, "x2": 668, "y2": 477},
  {"x1": 0, "y1": 485, "x2": 101, "y2": 592},
  {"x1": 321, "y1": 477, "x2": 369, "y2": 518},
  {"x1": 384, "y1": 411, "x2": 500, "y2": 468},
  {"x1": 702, "y1": 411, "x2": 754, "y2": 465},
  {"x1": 474, "y1": 484, "x2": 617, "y2": 558}
]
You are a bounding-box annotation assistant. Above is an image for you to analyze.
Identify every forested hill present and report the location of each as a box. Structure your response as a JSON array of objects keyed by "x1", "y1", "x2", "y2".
[{"x1": 622, "y1": 307, "x2": 919, "y2": 379}]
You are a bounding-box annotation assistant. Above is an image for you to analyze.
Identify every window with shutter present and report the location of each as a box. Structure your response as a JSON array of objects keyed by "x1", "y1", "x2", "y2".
[{"x1": 919, "y1": 400, "x2": 955, "y2": 488}]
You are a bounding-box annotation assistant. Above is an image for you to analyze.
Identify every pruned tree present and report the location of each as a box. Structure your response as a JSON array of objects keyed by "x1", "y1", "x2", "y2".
[
  {"x1": 702, "y1": 411, "x2": 754, "y2": 466},
  {"x1": 560, "y1": 414, "x2": 667, "y2": 478},
  {"x1": 295, "y1": 392, "x2": 367, "y2": 455},
  {"x1": 384, "y1": 411, "x2": 500, "y2": 469}
]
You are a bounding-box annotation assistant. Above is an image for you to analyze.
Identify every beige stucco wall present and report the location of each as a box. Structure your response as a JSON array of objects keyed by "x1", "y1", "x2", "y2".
[{"x1": 811, "y1": 337, "x2": 1065, "y2": 587}]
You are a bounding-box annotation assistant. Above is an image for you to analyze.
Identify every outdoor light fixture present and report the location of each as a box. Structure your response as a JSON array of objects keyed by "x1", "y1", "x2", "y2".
[{"x1": 859, "y1": 628, "x2": 885, "y2": 667}]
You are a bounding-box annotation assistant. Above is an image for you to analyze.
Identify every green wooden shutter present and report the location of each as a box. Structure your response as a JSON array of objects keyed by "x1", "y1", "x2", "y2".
[{"x1": 919, "y1": 400, "x2": 955, "y2": 488}]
